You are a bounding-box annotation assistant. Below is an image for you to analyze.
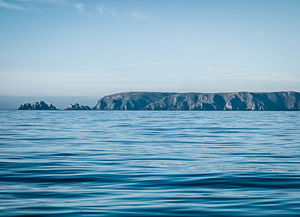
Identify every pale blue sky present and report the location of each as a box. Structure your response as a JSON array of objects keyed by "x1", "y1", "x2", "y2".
[{"x1": 0, "y1": 0, "x2": 300, "y2": 97}]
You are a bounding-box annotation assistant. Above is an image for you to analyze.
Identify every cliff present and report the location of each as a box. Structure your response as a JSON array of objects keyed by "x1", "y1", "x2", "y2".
[
  {"x1": 93, "y1": 92, "x2": 174, "y2": 110},
  {"x1": 18, "y1": 101, "x2": 57, "y2": 110},
  {"x1": 93, "y1": 91, "x2": 300, "y2": 111}
]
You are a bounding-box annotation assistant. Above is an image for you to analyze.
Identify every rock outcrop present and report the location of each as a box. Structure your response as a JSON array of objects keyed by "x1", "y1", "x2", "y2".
[
  {"x1": 65, "y1": 103, "x2": 91, "y2": 110},
  {"x1": 18, "y1": 101, "x2": 57, "y2": 110},
  {"x1": 93, "y1": 92, "x2": 175, "y2": 110},
  {"x1": 94, "y1": 91, "x2": 300, "y2": 111}
]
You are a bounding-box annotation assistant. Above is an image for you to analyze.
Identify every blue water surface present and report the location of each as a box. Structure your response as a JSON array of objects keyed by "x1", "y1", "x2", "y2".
[{"x1": 0, "y1": 111, "x2": 300, "y2": 216}]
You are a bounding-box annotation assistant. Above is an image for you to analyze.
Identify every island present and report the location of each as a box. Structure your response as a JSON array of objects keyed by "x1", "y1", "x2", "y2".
[
  {"x1": 65, "y1": 103, "x2": 91, "y2": 110},
  {"x1": 93, "y1": 91, "x2": 300, "y2": 111},
  {"x1": 18, "y1": 101, "x2": 57, "y2": 110},
  {"x1": 17, "y1": 91, "x2": 300, "y2": 111}
]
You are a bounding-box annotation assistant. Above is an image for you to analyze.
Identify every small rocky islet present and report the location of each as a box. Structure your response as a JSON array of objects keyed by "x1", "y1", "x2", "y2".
[
  {"x1": 18, "y1": 101, "x2": 58, "y2": 110},
  {"x1": 18, "y1": 101, "x2": 91, "y2": 110},
  {"x1": 18, "y1": 91, "x2": 300, "y2": 111},
  {"x1": 64, "y1": 103, "x2": 91, "y2": 110}
]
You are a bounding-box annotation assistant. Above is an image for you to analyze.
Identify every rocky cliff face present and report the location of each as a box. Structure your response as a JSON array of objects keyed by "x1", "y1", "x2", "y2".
[
  {"x1": 65, "y1": 103, "x2": 91, "y2": 110},
  {"x1": 94, "y1": 91, "x2": 300, "y2": 111},
  {"x1": 18, "y1": 101, "x2": 57, "y2": 110},
  {"x1": 93, "y1": 92, "x2": 175, "y2": 110}
]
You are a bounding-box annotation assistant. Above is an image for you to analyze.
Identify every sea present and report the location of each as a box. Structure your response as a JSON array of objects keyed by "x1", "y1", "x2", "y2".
[{"x1": 0, "y1": 111, "x2": 300, "y2": 217}]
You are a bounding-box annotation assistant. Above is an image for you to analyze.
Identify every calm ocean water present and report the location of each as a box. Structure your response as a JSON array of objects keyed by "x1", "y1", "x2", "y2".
[{"x1": 0, "y1": 111, "x2": 300, "y2": 217}]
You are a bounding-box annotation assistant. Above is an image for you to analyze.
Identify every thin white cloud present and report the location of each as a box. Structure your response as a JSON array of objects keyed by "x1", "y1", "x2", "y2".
[
  {"x1": 96, "y1": 3, "x2": 104, "y2": 15},
  {"x1": 207, "y1": 68, "x2": 300, "y2": 82},
  {"x1": 110, "y1": 7, "x2": 116, "y2": 17},
  {"x1": 0, "y1": 0, "x2": 24, "y2": 10},
  {"x1": 132, "y1": 10, "x2": 150, "y2": 20},
  {"x1": 3, "y1": 0, "x2": 66, "y2": 12},
  {"x1": 4, "y1": 0, "x2": 151, "y2": 20},
  {"x1": 247, "y1": 73, "x2": 300, "y2": 82},
  {"x1": 95, "y1": 4, "x2": 117, "y2": 17},
  {"x1": 74, "y1": 2, "x2": 84, "y2": 13},
  {"x1": 96, "y1": 5, "x2": 119, "y2": 17},
  {"x1": 95, "y1": 5, "x2": 150, "y2": 20},
  {"x1": 129, "y1": 60, "x2": 169, "y2": 67},
  {"x1": 208, "y1": 66, "x2": 215, "y2": 72},
  {"x1": 16, "y1": 0, "x2": 65, "y2": 3}
]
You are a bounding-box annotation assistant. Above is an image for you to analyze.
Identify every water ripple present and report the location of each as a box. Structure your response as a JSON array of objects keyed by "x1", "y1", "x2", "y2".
[{"x1": 0, "y1": 111, "x2": 300, "y2": 216}]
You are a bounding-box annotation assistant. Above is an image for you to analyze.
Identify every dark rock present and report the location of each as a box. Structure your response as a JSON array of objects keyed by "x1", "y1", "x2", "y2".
[
  {"x1": 64, "y1": 103, "x2": 91, "y2": 110},
  {"x1": 94, "y1": 91, "x2": 300, "y2": 111},
  {"x1": 18, "y1": 101, "x2": 57, "y2": 110},
  {"x1": 93, "y1": 92, "x2": 174, "y2": 110}
]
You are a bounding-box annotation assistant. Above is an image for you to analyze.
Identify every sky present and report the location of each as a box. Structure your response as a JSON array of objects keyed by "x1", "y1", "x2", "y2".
[{"x1": 0, "y1": 0, "x2": 300, "y2": 97}]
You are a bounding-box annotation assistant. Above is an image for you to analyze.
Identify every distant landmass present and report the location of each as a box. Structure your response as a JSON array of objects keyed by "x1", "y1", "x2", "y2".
[
  {"x1": 65, "y1": 103, "x2": 91, "y2": 110},
  {"x1": 94, "y1": 91, "x2": 300, "y2": 111},
  {"x1": 18, "y1": 101, "x2": 90, "y2": 110},
  {"x1": 17, "y1": 91, "x2": 300, "y2": 111},
  {"x1": 0, "y1": 96, "x2": 98, "y2": 110},
  {"x1": 18, "y1": 101, "x2": 57, "y2": 110}
]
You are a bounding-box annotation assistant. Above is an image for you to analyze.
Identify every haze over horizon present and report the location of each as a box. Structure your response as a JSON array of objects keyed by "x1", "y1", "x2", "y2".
[{"x1": 1, "y1": 0, "x2": 300, "y2": 98}]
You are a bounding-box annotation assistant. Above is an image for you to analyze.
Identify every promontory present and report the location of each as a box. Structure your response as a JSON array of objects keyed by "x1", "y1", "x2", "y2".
[{"x1": 93, "y1": 91, "x2": 300, "y2": 111}]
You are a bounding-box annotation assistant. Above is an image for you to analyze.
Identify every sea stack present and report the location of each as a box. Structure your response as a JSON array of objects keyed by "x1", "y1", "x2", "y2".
[
  {"x1": 18, "y1": 101, "x2": 57, "y2": 110},
  {"x1": 64, "y1": 103, "x2": 91, "y2": 110}
]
